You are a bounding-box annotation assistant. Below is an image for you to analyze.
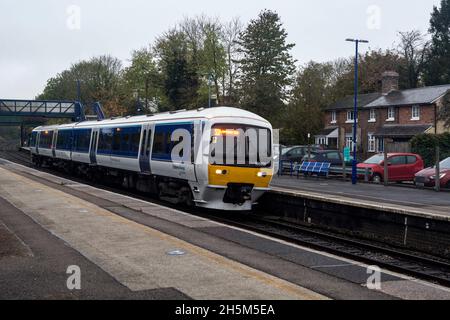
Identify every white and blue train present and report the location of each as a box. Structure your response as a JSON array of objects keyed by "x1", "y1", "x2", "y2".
[{"x1": 29, "y1": 107, "x2": 275, "y2": 211}]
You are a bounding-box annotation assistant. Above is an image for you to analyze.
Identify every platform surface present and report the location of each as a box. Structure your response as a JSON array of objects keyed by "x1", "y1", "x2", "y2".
[
  {"x1": 271, "y1": 176, "x2": 450, "y2": 220},
  {"x1": 1, "y1": 159, "x2": 450, "y2": 300}
]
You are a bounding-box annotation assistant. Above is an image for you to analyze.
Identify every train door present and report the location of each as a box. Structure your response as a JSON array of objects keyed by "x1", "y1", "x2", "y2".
[
  {"x1": 52, "y1": 131, "x2": 57, "y2": 158},
  {"x1": 139, "y1": 124, "x2": 152, "y2": 174},
  {"x1": 36, "y1": 132, "x2": 41, "y2": 155},
  {"x1": 89, "y1": 129, "x2": 99, "y2": 165}
]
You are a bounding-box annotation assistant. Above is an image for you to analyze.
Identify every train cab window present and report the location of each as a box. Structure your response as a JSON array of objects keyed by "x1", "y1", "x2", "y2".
[
  {"x1": 39, "y1": 130, "x2": 54, "y2": 149},
  {"x1": 210, "y1": 124, "x2": 272, "y2": 168},
  {"x1": 73, "y1": 129, "x2": 92, "y2": 153}
]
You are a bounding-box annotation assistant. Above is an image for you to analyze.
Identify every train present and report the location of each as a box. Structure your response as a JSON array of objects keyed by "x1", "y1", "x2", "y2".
[{"x1": 29, "y1": 107, "x2": 275, "y2": 211}]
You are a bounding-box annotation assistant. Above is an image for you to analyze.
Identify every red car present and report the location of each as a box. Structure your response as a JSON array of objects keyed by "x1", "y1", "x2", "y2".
[
  {"x1": 414, "y1": 157, "x2": 450, "y2": 189},
  {"x1": 358, "y1": 153, "x2": 424, "y2": 183}
]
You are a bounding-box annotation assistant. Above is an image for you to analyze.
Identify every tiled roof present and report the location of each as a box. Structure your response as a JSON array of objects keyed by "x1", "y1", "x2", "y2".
[
  {"x1": 365, "y1": 84, "x2": 450, "y2": 108},
  {"x1": 325, "y1": 93, "x2": 381, "y2": 111},
  {"x1": 316, "y1": 127, "x2": 338, "y2": 136},
  {"x1": 374, "y1": 124, "x2": 432, "y2": 137},
  {"x1": 326, "y1": 84, "x2": 450, "y2": 111}
]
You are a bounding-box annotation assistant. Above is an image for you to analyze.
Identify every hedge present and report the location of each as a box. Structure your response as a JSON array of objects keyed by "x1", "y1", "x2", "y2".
[{"x1": 410, "y1": 133, "x2": 450, "y2": 167}]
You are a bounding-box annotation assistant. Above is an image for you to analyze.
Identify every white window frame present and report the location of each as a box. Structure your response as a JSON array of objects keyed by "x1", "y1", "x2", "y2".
[
  {"x1": 345, "y1": 134, "x2": 355, "y2": 150},
  {"x1": 376, "y1": 138, "x2": 384, "y2": 153},
  {"x1": 411, "y1": 105, "x2": 420, "y2": 121},
  {"x1": 316, "y1": 136, "x2": 327, "y2": 145},
  {"x1": 331, "y1": 111, "x2": 337, "y2": 124},
  {"x1": 369, "y1": 109, "x2": 376, "y2": 122},
  {"x1": 387, "y1": 107, "x2": 395, "y2": 121},
  {"x1": 368, "y1": 133, "x2": 376, "y2": 152},
  {"x1": 346, "y1": 110, "x2": 356, "y2": 123}
]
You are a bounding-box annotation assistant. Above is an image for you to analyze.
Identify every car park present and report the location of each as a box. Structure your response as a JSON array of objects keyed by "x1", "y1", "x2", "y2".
[
  {"x1": 357, "y1": 153, "x2": 424, "y2": 183},
  {"x1": 414, "y1": 157, "x2": 450, "y2": 189}
]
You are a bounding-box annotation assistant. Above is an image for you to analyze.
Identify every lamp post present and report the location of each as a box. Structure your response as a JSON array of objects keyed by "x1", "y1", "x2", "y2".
[
  {"x1": 208, "y1": 73, "x2": 212, "y2": 108},
  {"x1": 76, "y1": 79, "x2": 81, "y2": 102},
  {"x1": 346, "y1": 38, "x2": 369, "y2": 185}
]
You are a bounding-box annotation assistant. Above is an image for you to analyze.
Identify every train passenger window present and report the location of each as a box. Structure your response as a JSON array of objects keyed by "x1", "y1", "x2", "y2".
[
  {"x1": 98, "y1": 128, "x2": 113, "y2": 155},
  {"x1": 39, "y1": 130, "x2": 54, "y2": 149},
  {"x1": 110, "y1": 126, "x2": 141, "y2": 158},
  {"x1": 131, "y1": 130, "x2": 141, "y2": 154},
  {"x1": 56, "y1": 130, "x2": 72, "y2": 151},
  {"x1": 152, "y1": 132, "x2": 165, "y2": 155},
  {"x1": 73, "y1": 129, "x2": 92, "y2": 153},
  {"x1": 152, "y1": 123, "x2": 194, "y2": 162}
]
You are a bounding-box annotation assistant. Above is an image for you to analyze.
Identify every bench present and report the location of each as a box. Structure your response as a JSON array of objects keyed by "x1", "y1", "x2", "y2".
[{"x1": 297, "y1": 161, "x2": 331, "y2": 178}]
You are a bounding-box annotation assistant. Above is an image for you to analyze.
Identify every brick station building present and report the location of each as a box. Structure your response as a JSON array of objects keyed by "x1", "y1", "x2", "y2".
[{"x1": 315, "y1": 71, "x2": 450, "y2": 159}]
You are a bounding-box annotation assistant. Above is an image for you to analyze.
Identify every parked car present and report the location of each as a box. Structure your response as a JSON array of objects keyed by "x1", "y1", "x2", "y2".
[
  {"x1": 357, "y1": 153, "x2": 424, "y2": 183},
  {"x1": 301, "y1": 150, "x2": 345, "y2": 166},
  {"x1": 279, "y1": 145, "x2": 322, "y2": 173},
  {"x1": 414, "y1": 157, "x2": 450, "y2": 189},
  {"x1": 280, "y1": 145, "x2": 321, "y2": 163}
]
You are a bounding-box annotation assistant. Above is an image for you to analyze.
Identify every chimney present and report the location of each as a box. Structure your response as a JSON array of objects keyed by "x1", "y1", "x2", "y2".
[{"x1": 381, "y1": 71, "x2": 399, "y2": 95}]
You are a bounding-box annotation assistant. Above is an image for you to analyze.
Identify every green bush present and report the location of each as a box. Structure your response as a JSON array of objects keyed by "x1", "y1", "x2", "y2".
[{"x1": 411, "y1": 133, "x2": 450, "y2": 167}]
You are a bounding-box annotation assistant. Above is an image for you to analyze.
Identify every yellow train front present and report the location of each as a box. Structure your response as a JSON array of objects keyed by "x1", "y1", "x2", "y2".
[{"x1": 193, "y1": 111, "x2": 275, "y2": 211}]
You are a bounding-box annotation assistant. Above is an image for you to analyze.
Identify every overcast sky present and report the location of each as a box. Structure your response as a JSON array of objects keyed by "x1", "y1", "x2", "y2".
[{"x1": 0, "y1": 0, "x2": 441, "y2": 99}]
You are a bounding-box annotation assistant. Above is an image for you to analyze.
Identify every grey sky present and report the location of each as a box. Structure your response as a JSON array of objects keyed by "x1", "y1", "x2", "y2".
[{"x1": 0, "y1": 0, "x2": 441, "y2": 99}]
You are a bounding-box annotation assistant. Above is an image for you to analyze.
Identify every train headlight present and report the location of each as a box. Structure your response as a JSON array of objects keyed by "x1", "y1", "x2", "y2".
[
  {"x1": 257, "y1": 172, "x2": 268, "y2": 178},
  {"x1": 216, "y1": 169, "x2": 228, "y2": 175}
]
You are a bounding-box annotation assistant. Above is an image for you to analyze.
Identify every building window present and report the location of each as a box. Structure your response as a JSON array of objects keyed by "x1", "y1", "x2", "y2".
[
  {"x1": 331, "y1": 111, "x2": 337, "y2": 124},
  {"x1": 387, "y1": 107, "x2": 395, "y2": 121},
  {"x1": 316, "y1": 137, "x2": 327, "y2": 145},
  {"x1": 412, "y1": 105, "x2": 420, "y2": 120},
  {"x1": 345, "y1": 134, "x2": 355, "y2": 150},
  {"x1": 346, "y1": 111, "x2": 355, "y2": 123},
  {"x1": 377, "y1": 138, "x2": 384, "y2": 153},
  {"x1": 369, "y1": 109, "x2": 376, "y2": 122},
  {"x1": 368, "y1": 133, "x2": 376, "y2": 152}
]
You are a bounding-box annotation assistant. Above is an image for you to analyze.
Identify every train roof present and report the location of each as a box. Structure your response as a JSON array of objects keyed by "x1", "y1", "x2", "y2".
[{"x1": 33, "y1": 106, "x2": 271, "y2": 131}]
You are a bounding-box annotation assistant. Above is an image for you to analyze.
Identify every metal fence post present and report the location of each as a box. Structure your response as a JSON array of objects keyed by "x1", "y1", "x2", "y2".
[
  {"x1": 342, "y1": 152, "x2": 346, "y2": 181},
  {"x1": 435, "y1": 146, "x2": 441, "y2": 192},
  {"x1": 384, "y1": 150, "x2": 389, "y2": 186}
]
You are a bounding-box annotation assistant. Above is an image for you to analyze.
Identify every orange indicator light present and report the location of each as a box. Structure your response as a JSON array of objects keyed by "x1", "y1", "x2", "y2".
[{"x1": 214, "y1": 129, "x2": 240, "y2": 136}]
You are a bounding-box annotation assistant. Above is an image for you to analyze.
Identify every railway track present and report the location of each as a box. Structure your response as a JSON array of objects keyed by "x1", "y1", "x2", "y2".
[{"x1": 2, "y1": 149, "x2": 450, "y2": 288}]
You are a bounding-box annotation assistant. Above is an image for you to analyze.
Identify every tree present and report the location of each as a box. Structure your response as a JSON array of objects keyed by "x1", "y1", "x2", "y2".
[
  {"x1": 424, "y1": 0, "x2": 450, "y2": 85},
  {"x1": 397, "y1": 30, "x2": 430, "y2": 88},
  {"x1": 38, "y1": 55, "x2": 126, "y2": 117},
  {"x1": 198, "y1": 17, "x2": 227, "y2": 105},
  {"x1": 155, "y1": 30, "x2": 200, "y2": 110},
  {"x1": 328, "y1": 49, "x2": 407, "y2": 101},
  {"x1": 222, "y1": 17, "x2": 243, "y2": 105},
  {"x1": 122, "y1": 47, "x2": 162, "y2": 114},
  {"x1": 237, "y1": 10, "x2": 296, "y2": 123},
  {"x1": 283, "y1": 62, "x2": 334, "y2": 145}
]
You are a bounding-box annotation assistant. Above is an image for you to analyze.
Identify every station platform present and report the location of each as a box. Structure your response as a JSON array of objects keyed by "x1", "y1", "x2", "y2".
[
  {"x1": 1, "y1": 158, "x2": 450, "y2": 300},
  {"x1": 270, "y1": 176, "x2": 450, "y2": 221}
]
